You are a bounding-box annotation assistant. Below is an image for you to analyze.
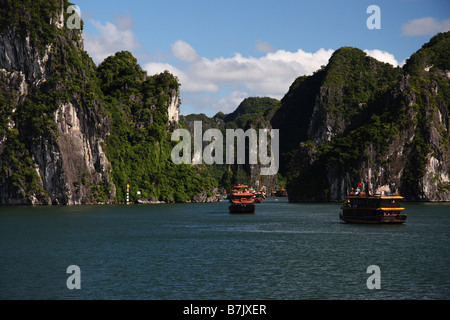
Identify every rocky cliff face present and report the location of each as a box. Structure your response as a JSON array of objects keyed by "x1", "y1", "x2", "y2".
[
  {"x1": 310, "y1": 75, "x2": 450, "y2": 202},
  {"x1": 0, "y1": 28, "x2": 51, "y2": 85},
  {"x1": 0, "y1": 0, "x2": 202, "y2": 205},
  {"x1": 0, "y1": 0, "x2": 116, "y2": 204},
  {"x1": 276, "y1": 33, "x2": 450, "y2": 202},
  {"x1": 167, "y1": 89, "x2": 180, "y2": 124}
]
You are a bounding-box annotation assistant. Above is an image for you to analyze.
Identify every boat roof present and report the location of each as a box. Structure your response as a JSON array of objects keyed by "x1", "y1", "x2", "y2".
[
  {"x1": 232, "y1": 192, "x2": 254, "y2": 196},
  {"x1": 233, "y1": 184, "x2": 249, "y2": 188},
  {"x1": 346, "y1": 194, "x2": 404, "y2": 199}
]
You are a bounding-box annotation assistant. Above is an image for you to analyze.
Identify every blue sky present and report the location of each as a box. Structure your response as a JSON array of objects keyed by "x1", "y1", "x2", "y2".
[{"x1": 74, "y1": 0, "x2": 450, "y2": 116}]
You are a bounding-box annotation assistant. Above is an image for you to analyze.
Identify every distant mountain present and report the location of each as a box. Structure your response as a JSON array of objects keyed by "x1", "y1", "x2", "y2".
[
  {"x1": 179, "y1": 97, "x2": 282, "y2": 192},
  {"x1": 222, "y1": 96, "x2": 280, "y2": 127},
  {"x1": 273, "y1": 32, "x2": 450, "y2": 201}
]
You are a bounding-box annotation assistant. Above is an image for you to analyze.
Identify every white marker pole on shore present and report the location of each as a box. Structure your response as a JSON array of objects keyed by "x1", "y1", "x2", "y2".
[{"x1": 126, "y1": 184, "x2": 130, "y2": 204}]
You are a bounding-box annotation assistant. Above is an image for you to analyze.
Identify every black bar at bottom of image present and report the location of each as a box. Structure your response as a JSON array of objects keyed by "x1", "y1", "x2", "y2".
[{"x1": 0, "y1": 300, "x2": 435, "y2": 318}]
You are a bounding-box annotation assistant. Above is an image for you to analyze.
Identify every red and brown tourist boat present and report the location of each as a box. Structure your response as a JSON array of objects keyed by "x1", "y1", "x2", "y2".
[{"x1": 229, "y1": 184, "x2": 256, "y2": 214}]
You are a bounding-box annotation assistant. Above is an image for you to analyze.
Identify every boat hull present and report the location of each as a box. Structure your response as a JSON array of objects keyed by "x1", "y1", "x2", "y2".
[
  {"x1": 229, "y1": 203, "x2": 255, "y2": 214},
  {"x1": 340, "y1": 212, "x2": 407, "y2": 224},
  {"x1": 340, "y1": 194, "x2": 407, "y2": 224},
  {"x1": 254, "y1": 197, "x2": 263, "y2": 203}
]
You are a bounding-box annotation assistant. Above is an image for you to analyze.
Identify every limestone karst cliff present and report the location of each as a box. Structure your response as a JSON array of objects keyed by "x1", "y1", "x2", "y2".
[
  {"x1": 0, "y1": 0, "x2": 115, "y2": 204},
  {"x1": 272, "y1": 33, "x2": 450, "y2": 202},
  {"x1": 0, "y1": 0, "x2": 214, "y2": 205}
]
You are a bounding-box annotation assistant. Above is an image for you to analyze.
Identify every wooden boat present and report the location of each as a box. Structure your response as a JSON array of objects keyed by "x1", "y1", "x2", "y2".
[
  {"x1": 340, "y1": 192, "x2": 407, "y2": 224},
  {"x1": 254, "y1": 191, "x2": 265, "y2": 203},
  {"x1": 274, "y1": 187, "x2": 287, "y2": 197},
  {"x1": 229, "y1": 184, "x2": 255, "y2": 214}
]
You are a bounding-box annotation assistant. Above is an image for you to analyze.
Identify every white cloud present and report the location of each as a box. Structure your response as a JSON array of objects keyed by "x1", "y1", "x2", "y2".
[
  {"x1": 186, "y1": 47, "x2": 333, "y2": 93},
  {"x1": 143, "y1": 62, "x2": 220, "y2": 93},
  {"x1": 144, "y1": 44, "x2": 334, "y2": 114},
  {"x1": 171, "y1": 40, "x2": 200, "y2": 62},
  {"x1": 83, "y1": 14, "x2": 142, "y2": 64},
  {"x1": 83, "y1": 26, "x2": 401, "y2": 115},
  {"x1": 364, "y1": 49, "x2": 400, "y2": 67},
  {"x1": 401, "y1": 17, "x2": 450, "y2": 36},
  {"x1": 144, "y1": 62, "x2": 184, "y2": 79}
]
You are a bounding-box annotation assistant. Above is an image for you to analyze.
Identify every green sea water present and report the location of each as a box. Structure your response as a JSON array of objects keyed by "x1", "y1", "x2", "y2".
[{"x1": 0, "y1": 198, "x2": 449, "y2": 300}]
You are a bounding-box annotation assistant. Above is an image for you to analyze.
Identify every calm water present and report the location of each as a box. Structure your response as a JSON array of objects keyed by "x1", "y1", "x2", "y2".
[{"x1": 0, "y1": 198, "x2": 449, "y2": 300}]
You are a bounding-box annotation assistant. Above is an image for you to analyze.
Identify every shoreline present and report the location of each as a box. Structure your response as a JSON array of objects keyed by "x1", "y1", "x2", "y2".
[{"x1": 2, "y1": 197, "x2": 450, "y2": 207}]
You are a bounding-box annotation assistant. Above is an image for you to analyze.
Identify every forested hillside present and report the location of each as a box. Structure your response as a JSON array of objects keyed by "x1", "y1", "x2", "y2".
[
  {"x1": 273, "y1": 33, "x2": 450, "y2": 201},
  {"x1": 0, "y1": 0, "x2": 216, "y2": 204}
]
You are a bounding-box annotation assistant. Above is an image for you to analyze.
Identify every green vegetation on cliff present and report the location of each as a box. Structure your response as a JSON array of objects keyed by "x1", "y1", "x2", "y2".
[
  {"x1": 0, "y1": 0, "x2": 83, "y2": 55},
  {"x1": 98, "y1": 51, "x2": 216, "y2": 203},
  {"x1": 279, "y1": 32, "x2": 450, "y2": 201},
  {"x1": 273, "y1": 47, "x2": 403, "y2": 173},
  {"x1": 0, "y1": 0, "x2": 216, "y2": 204}
]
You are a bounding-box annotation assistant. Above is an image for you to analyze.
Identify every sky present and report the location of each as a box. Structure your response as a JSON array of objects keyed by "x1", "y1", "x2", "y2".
[{"x1": 73, "y1": 0, "x2": 450, "y2": 116}]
